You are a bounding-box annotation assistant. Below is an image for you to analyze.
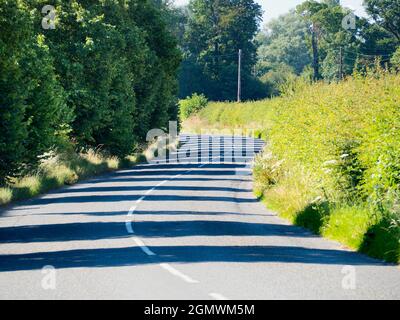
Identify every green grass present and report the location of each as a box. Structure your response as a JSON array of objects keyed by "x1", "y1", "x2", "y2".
[
  {"x1": 0, "y1": 188, "x2": 12, "y2": 205},
  {"x1": 182, "y1": 99, "x2": 275, "y2": 139},
  {"x1": 360, "y1": 215, "x2": 400, "y2": 263},
  {"x1": 0, "y1": 150, "x2": 141, "y2": 207},
  {"x1": 184, "y1": 72, "x2": 400, "y2": 263},
  {"x1": 322, "y1": 206, "x2": 372, "y2": 250}
]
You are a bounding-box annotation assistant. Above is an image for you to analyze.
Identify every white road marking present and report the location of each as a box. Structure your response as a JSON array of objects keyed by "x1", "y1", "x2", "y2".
[
  {"x1": 156, "y1": 180, "x2": 167, "y2": 187},
  {"x1": 125, "y1": 221, "x2": 134, "y2": 234},
  {"x1": 125, "y1": 149, "x2": 246, "y2": 299},
  {"x1": 159, "y1": 263, "x2": 199, "y2": 283},
  {"x1": 125, "y1": 205, "x2": 137, "y2": 234},
  {"x1": 133, "y1": 237, "x2": 156, "y2": 256},
  {"x1": 209, "y1": 293, "x2": 228, "y2": 300},
  {"x1": 124, "y1": 168, "x2": 199, "y2": 253}
]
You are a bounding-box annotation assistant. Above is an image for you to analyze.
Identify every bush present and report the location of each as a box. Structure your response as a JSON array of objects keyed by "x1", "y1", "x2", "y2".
[
  {"x1": 322, "y1": 206, "x2": 372, "y2": 249},
  {"x1": 185, "y1": 72, "x2": 400, "y2": 263},
  {"x1": 391, "y1": 47, "x2": 400, "y2": 70},
  {"x1": 179, "y1": 93, "x2": 208, "y2": 120},
  {"x1": 0, "y1": 0, "x2": 181, "y2": 183},
  {"x1": 360, "y1": 214, "x2": 400, "y2": 263},
  {"x1": 0, "y1": 2, "x2": 71, "y2": 183}
]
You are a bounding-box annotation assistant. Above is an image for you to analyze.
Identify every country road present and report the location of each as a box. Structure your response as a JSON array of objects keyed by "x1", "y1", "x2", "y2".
[{"x1": 0, "y1": 134, "x2": 399, "y2": 300}]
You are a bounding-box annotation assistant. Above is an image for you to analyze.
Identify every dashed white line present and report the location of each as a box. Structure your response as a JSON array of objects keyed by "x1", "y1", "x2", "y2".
[
  {"x1": 209, "y1": 293, "x2": 228, "y2": 300},
  {"x1": 125, "y1": 161, "x2": 215, "y2": 236},
  {"x1": 132, "y1": 237, "x2": 156, "y2": 256},
  {"x1": 159, "y1": 263, "x2": 199, "y2": 283},
  {"x1": 125, "y1": 205, "x2": 137, "y2": 234},
  {"x1": 124, "y1": 167, "x2": 202, "y2": 254},
  {"x1": 125, "y1": 221, "x2": 134, "y2": 234},
  {"x1": 156, "y1": 180, "x2": 167, "y2": 187},
  {"x1": 125, "y1": 154, "x2": 233, "y2": 299}
]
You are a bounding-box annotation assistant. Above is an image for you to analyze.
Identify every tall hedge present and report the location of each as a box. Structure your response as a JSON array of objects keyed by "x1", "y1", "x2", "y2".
[
  {"x1": 0, "y1": 1, "x2": 72, "y2": 182},
  {"x1": 0, "y1": 0, "x2": 181, "y2": 184}
]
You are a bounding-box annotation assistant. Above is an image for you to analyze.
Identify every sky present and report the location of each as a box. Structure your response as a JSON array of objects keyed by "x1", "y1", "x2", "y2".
[{"x1": 173, "y1": 0, "x2": 367, "y2": 24}]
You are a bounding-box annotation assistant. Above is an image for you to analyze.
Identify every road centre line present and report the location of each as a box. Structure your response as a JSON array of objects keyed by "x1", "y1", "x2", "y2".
[
  {"x1": 209, "y1": 293, "x2": 228, "y2": 300},
  {"x1": 159, "y1": 263, "x2": 199, "y2": 284},
  {"x1": 132, "y1": 237, "x2": 156, "y2": 256},
  {"x1": 124, "y1": 152, "x2": 234, "y2": 293}
]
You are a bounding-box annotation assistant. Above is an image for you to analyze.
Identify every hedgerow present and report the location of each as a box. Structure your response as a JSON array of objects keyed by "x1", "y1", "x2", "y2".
[
  {"x1": 184, "y1": 71, "x2": 400, "y2": 263},
  {"x1": 0, "y1": 0, "x2": 181, "y2": 185}
]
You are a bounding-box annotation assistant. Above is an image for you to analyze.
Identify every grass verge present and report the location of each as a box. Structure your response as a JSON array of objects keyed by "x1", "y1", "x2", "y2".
[
  {"x1": 253, "y1": 151, "x2": 400, "y2": 264},
  {"x1": 0, "y1": 150, "x2": 145, "y2": 207},
  {"x1": 183, "y1": 72, "x2": 400, "y2": 264}
]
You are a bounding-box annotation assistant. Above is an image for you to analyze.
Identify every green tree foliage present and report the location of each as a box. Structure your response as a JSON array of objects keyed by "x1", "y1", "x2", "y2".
[
  {"x1": 0, "y1": 1, "x2": 72, "y2": 183},
  {"x1": 257, "y1": 11, "x2": 312, "y2": 75},
  {"x1": 126, "y1": 0, "x2": 181, "y2": 138},
  {"x1": 42, "y1": 0, "x2": 138, "y2": 156},
  {"x1": 364, "y1": 0, "x2": 400, "y2": 42},
  {"x1": 391, "y1": 47, "x2": 400, "y2": 69},
  {"x1": 0, "y1": 0, "x2": 181, "y2": 183},
  {"x1": 256, "y1": 11, "x2": 312, "y2": 95},
  {"x1": 357, "y1": 1, "x2": 400, "y2": 70},
  {"x1": 292, "y1": 0, "x2": 400, "y2": 81},
  {"x1": 42, "y1": 0, "x2": 180, "y2": 152},
  {"x1": 0, "y1": 1, "x2": 29, "y2": 182},
  {"x1": 357, "y1": 19, "x2": 398, "y2": 60},
  {"x1": 179, "y1": 93, "x2": 208, "y2": 120},
  {"x1": 296, "y1": 0, "x2": 361, "y2": 81},
  {"x1": 180, "y1": 0, "x2": 266, "y2": 101},
  {"x1": 160, "y1": 2, "x2": 188, "y2": 45}
]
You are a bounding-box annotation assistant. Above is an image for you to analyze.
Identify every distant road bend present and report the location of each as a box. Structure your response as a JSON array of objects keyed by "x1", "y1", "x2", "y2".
[{"x1": 0, "y1": 134, "x2": 399, "y2": 299}]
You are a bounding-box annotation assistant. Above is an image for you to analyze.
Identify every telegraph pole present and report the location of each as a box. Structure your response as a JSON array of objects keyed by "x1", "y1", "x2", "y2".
[{"x1": 237, "y1": 49, "x2": 242, "y2": 103}]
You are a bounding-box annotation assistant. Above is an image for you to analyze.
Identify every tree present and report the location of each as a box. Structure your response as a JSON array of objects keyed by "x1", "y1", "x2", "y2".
[
  {"x1": 1, "y1": 0, "x2": 181, "y2": 182},
  {"x1": 159, "y1": 1, "x2": 189, "y2": 45},
  {"x1": 22, "y1": 34, "x2": 73, "y2": 166},
  {"x1": 42, "y1": 0, "x2": 180, "y2": 154},
  {"x1": 391, "y1": 47, "x2": 400, "y2": 69},
  {"x1": 296, "y1": 0, "x2": 326, "y2": 80},
  {"x1": 256, "y1": 11, "x2": 312, "y2": 76},
  {"x1": 0, "y1": 1, "x2": 71, "y2": 182},
  {"x1": 126, "y1": 0, "x2": 181, "y2": 137},
  {"x1": 297, "y1": 0, "x2": 361, "y2": 81},
  {"x1": 364, "y1": 0, "x2": 400, "y2": 42},
  {"x1": 358, "y1": 19, "x2": 398, "y2": 56},
  {"x1": 182, "y1": 0, "x2": 265, "y2": 101},
  {"x1": 0, "y1": 1, "x2": 29, "y2": 182}
]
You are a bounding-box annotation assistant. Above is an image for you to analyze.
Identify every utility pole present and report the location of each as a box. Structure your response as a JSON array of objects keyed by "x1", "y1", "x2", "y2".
[{"x1": 237, "y1": 49, "x2": 242, "y2": 103}]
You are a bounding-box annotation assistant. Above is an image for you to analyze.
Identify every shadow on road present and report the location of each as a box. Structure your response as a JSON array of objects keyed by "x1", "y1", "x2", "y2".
[
  {"x1": 0, "y1": 244, "x2": 383, "y2": 272},
  {"x1": 90, "y1": 177, "x2": 249, "y2": 184},
  {"x1": 0, "y1": 220, "x2": 315, "y2": 244},
  {"x1": 0, "y1": 140, "x2": 386, "y2": 273},
  {"x1": 32, "y1": 210, "x2": 269, "y2": 217},
  {"x1": 29, "y1": 194, "x2": 259, "y2": 205},
  {"x1": 54, "y1": 185, "x2": 251, "y2": 194}
]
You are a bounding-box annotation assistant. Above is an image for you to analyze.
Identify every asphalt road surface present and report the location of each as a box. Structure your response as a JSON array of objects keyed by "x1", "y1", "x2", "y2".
[{"x1": 0, "y1": 135, "x2": 399, "y2": 299}]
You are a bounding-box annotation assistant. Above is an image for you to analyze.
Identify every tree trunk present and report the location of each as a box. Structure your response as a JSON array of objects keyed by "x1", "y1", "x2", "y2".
[{"x1": 311, "y1": 23, "x2": 320, "y2": 81}]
